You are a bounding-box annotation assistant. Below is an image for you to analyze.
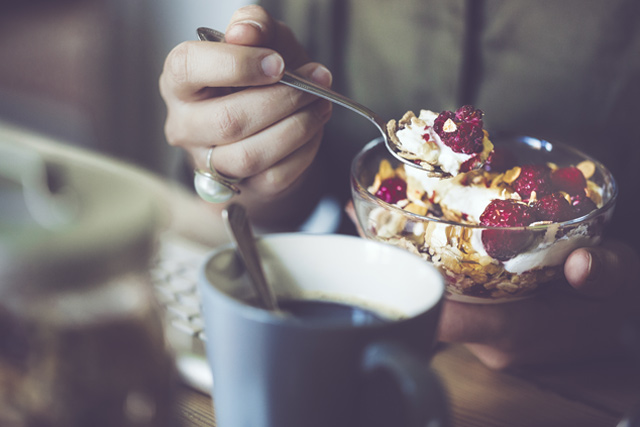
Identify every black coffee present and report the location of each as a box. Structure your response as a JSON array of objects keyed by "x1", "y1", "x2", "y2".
[{"x1": 278, "y1": 299, "x2": 389, "y2": 326}]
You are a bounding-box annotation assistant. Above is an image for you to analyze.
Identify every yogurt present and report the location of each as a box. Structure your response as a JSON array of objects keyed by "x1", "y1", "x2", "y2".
[{"x1": 395, "y1": 110, "x2": 474, "y2": 176}]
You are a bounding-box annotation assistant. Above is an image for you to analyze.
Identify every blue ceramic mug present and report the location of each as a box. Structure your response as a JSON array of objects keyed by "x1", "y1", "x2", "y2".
[{"x1": 199, "y1": 233, "x2": 449, "y2": 427}]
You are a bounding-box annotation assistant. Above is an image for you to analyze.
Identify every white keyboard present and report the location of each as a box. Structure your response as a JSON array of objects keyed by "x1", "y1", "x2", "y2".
[{"x1": 150, "y1": 233, "x2": 213, "y2": 395}]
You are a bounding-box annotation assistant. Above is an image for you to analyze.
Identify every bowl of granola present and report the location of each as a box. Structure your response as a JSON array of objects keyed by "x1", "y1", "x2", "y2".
[{"x1": 350, "y1": 134, "x2": 617, "y2": 303}]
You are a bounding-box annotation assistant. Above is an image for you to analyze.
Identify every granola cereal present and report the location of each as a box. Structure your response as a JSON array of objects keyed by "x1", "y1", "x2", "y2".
[{"x1": 357, "y1": 131, "x2": 613, "y2": 302}]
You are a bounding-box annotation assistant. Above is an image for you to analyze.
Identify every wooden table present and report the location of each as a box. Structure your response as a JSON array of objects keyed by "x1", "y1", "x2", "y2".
[{"x1": 174, "y1": 343, "x2": 640, "y2": 427}]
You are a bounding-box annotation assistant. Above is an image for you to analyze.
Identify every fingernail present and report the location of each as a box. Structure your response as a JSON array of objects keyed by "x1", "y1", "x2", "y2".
[
  {"x1": 235, "y1": 19, "x2": 263, "y2": 31},
  {"x1": 310, "y1": 65, "x2": 332, "y2": 87},
  {"x1": 227, "y1": 20, "x2": 263, "y2": 38},
  {"x1": 261, "y1": 53, "x2": 284, "y2": 77},
  {"x1": 585, "y1": 250, "x2": 602, "y2": 283}
]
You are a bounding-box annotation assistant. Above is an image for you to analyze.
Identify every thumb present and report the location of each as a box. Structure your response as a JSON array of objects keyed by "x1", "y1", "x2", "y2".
[
  {"x1": 564, "y1": 241, "x2": 638, "y2": 298},
  {"x1": 225, "y1": 6, "x2": 310, "y2": 68},
  {"x1": 225, "y1": 6, "x2": 276, "y2": 46}
]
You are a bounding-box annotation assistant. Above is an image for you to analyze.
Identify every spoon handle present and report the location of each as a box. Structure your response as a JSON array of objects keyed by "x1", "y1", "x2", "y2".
[
  {"x1": 196, "y1": 27, "x2": 386, "y2": 133},
  {"x1": 279, "y1": 73, "x2": 386, "y2": 130},
  {"x1": 222, "y1": 203, "x2": 279, "y2": 311}
]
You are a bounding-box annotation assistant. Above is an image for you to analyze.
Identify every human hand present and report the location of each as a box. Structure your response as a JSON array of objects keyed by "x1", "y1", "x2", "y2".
[
  {"x1": 438, "y1": 239, "x2": 639, "y2": 369},
  {"x1": 159, "y1": 6, "x2": 332, "y2": 218},
  {"x1": 439, "y1": 239, "x2": 640, "y2": 369},
  {"x1": 345, "y1": 201, "x2": 640, "y2": 369}
]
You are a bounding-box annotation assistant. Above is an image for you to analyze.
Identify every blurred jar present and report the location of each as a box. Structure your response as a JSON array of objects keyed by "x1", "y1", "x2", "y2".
[{"x1": 0, "y1": 137, "x2": 177, "y2": 426}]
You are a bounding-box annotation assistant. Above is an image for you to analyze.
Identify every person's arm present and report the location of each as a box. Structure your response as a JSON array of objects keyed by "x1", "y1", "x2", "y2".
[{"x1": 159, "y1": 5, "x2": 333, "y2": 230}]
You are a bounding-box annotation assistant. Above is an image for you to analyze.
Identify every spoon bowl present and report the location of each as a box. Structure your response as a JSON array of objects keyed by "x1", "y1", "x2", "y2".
[{"x1": 197, "y1": 27, "x2": 451, "y2": 177}]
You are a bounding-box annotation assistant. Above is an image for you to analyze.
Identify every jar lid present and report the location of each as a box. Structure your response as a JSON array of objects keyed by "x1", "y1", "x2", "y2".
[{"x1": 0, "y1": 133, "x2": 163, "y2": 298}]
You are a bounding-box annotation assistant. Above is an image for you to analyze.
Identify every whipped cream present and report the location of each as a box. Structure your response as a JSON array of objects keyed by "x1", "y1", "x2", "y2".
[
  {"x1": 469, "y1": 222, "x2": 599, "y2": 274},
  {"x1": 395, "y1": 110, "x2": 474, "y2": 176},
  {"x1": 502, "y1": 224, "x2": 599, "y2": 274},
  {"x1": 405, "y1": 167, "x2": 506, "y2": 223}
]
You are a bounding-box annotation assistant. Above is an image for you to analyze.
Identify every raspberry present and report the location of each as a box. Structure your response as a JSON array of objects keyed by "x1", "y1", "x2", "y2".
[
  {"x1": 460, "y1": 154, "x2": 484, "y2": 173},
  {"x1": 531, "y1": 193, "x2": 575, "y2": 222},
  {"x1": 483, "y1": 147, "x2": 518, "y2": 173},
  {"x1": 375, "y1": 177, "x2": 407, "y2": 204},
  {"x1": 479, "y1": 199, "x2": 537, "y2": 260},
  {"x1": 512, "y1": 164, "x2": 552, "y2": 200},
  {"x1": 480, "y1": 199, "x2": 538, "y2": 227},
  {"x1": 455, "y1": 105, "x2": 484, "y2": 126},
  {"x1": 571, "y1": 194, "x2": 598, "y2": 218},
  {"x1": 433, "y1": 105, "x2": 485, "y2": 154},
  {"x1": 551, "y1": 167, "x2": 587, "y2": 195}
]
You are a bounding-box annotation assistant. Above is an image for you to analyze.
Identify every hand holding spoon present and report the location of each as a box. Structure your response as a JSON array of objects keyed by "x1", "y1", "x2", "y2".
[{"x1": 197, "y1": 27, "x2": 468, "y2": 177}]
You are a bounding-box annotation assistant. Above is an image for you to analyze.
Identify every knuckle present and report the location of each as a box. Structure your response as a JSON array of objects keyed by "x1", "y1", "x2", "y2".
[
  {"x1": 216, "y1": 104, "x2": 246, "y2": 142},
  {"x1": 233, "y1": 5, "x2": 270, "y2": 24},
  {"x1": 285, "y1": 87, "x2": 305, "y2": 111},
  {"x1": 240, "y1": 4, "x2": 267, "y2": 15},
  {"x1": 164, "y1": 118, "x2": 186, "y2": 147},
  {"x1": 164, "y1": 42, "x2": 194, "y2": 87},
  {"x1": 163, "y1": 109, "x2": 183, "y2": 146},
  {"x1": 288, "y1": 112, "x2": 309, "y2": 140},
  {"x1": 261, "y1": 169, "x2": 287, "y2": 196},
  {"x1": 233, "y1": 144, "x2": 261, "y2": 176}
]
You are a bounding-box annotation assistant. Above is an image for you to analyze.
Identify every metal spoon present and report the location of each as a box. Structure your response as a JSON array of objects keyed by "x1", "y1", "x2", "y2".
[
  {"x1": 197, "y1": 27, "x2": 447, "y2": 176},
  {"x1": 222, "y1": 203, "x2": 279, "y2": 312}
]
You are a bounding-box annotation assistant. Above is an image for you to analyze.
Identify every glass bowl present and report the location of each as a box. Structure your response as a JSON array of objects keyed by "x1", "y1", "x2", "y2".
[{"x1": 350, "y1": 135, "x2": 617, "y2": 303}]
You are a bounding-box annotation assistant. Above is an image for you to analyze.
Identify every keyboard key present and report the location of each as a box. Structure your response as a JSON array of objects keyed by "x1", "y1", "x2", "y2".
[
  {"x1": 167, "y1": 303, "x2": 200, "y2": 320},
  {"x1": 177, "y1": 293, "x2": 201, "y2": 308},
  {"x1": 157, "y1": 275, "x2": 195, "y2": 294},
  {"x1": 171, "y1": 318, "x2": 204, "y2": 336}
]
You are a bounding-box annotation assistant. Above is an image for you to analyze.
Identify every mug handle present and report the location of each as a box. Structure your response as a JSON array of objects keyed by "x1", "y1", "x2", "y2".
[{"x1": 359, "y1": 342, "x2": 450, "y2": 427}]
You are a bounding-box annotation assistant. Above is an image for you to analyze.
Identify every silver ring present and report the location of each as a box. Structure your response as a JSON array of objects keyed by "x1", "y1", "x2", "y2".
[{"x1": 193, "y1": 147, "x2": 241, "y2": 203}]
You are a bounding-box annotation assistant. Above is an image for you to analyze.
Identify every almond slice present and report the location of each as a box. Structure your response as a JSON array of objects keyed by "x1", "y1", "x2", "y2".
[
  {"x1": 576, "y1": 160, "x2": 596, "y2": 179},
  {"x1": 503, "y1": 166, "x2": 522, "y2": 184},
  {"x1": 405, "y1": 202, "x2": 428, "y2": 217},
  {"x1": 378, "y1": 159, "x2": 395, "y2": 180}
]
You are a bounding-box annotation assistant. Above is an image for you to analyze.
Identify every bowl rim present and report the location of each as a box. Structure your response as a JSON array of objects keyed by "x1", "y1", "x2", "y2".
[{"x1": 351, "y1": 135, "x2": 618, "y2": 230}]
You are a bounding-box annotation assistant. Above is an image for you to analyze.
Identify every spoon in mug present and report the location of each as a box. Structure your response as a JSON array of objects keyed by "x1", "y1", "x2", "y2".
[
  {"x1": 197, "y1": 27, "x2": 456, "y2": 177},
  {"x1": 222, "y1": 203, "x2": 280, "y2": 312}
]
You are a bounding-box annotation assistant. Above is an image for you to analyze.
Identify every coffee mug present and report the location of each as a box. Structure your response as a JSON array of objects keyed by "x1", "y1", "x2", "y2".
[{"x1": 198, "y1": 233, "x2": 449, "y2": 427}]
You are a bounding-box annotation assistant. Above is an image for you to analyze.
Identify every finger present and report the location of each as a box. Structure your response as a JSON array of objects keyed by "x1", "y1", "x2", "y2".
[
  {"x1": 225, "y1": 5, "x2": 275, "y2": 47},
  {"x1": 166, "y1": 62, "x2": 332, "y2": 148},
  {"x1": 242, "y1": 129, "x2": 325, "y2": 198},
  {"x1": 208, "y1": 97, "x2": 332, "y2": 179},
  {"x1": 563, "y1": 249, "x2": 596, "y2": 292},
  {"x1": 564, "y1": 241, "x2": 639, "y2": 298},
  {"x1": 160, "y1": 40, "x2": 284, "y2": 103},
  {"x1": 344, "y1": 201, "x2": 366, "y2": 237},
  {"x1": 226, "y1": 6, "x2": 310, "y2": 68}
]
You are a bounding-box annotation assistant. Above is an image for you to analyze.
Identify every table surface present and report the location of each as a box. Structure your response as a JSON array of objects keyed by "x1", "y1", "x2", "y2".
[{"x1": 174, "y1": 343, "x2": 640, "y2": 427}]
